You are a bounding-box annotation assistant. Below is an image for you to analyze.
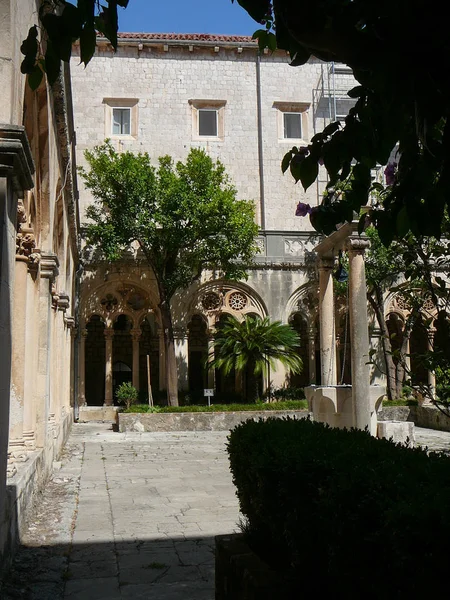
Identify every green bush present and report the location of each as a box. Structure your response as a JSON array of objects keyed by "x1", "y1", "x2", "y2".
[
  {"x1": 115, "y1": 382, "x2": 138, "y2": 410},
  {"x1": 263, "y1": 386, "x2": 306, "y2": 401},
  {"x1": 123, "y1": 400, "x2": 308, "y2": 414},
  {"x1": 227, "y1": 418, "x2": 450, "y2": 596}
]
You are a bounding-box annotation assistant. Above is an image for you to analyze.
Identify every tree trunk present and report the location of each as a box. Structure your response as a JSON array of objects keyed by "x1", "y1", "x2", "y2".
[
  {"x1": 368, "y1": 288, "x2": 397, "y2": 400},
  {"x1": 246, "y1": 359, "x2": 259, "y2": 403},
  {"x1": 159, "y1": 296, "x2": 179, "y2": 407}
]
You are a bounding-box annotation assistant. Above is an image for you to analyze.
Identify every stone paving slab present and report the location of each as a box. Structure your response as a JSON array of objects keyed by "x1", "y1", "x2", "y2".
[
  {"x1": 1, "y1": 424, "x2": 239, "y2": 599},
  {"x1": 2, "y1": 424, "x2": 450, "y2": 599}
]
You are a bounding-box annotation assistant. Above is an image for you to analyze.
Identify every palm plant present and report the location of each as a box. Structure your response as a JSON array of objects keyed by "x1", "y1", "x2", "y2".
[{"x1": 209, "y1": 316, "x2": 303, "y2": 402}]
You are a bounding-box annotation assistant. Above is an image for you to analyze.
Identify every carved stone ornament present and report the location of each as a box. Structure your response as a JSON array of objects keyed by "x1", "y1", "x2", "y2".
[
  {"x1": 228, "y1": 291, "x2": 247, "y2": 311},
  {"x1": 57, "y1": 292, "x2": 70, "y2": 312},
  {"x1": 284, "y1": 239, "x2": 304, "y2": 256},
  {"x1": 201, "y1": 292, "x2": 221, "y2": 311}
]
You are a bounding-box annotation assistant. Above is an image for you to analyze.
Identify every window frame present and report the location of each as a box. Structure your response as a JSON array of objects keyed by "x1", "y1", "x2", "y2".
[
  {"x1": 189, "y1": 99, "x2": 226, "y2": 141},
  {"x1": 103, "y1": 98, "x2": 139, "y2": 139},
  {"x1": 112, "y1": 107, "x2": 132, "y2": 136},
  {"x1": 273, "y1": 101, "x2": 310, "y2": 143}
]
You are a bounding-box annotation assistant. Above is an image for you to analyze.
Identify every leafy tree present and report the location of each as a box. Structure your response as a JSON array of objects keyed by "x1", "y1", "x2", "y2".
[
  {"x1": 235, "y1": 0, "x2": 450, "y2": 242},
  {"x1": 79, "y1": 143, "x2": 258, "y2": 406},
  {"x1": 21, "y1": 0, "x2": 129, "y2": 89},
  {"x1": 209, "y1": 316, "x2": 303, "y2": 402}
]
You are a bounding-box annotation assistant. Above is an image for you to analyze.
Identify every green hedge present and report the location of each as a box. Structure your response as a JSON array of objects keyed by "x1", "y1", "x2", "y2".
[
  {"x1": 124, "y1": 400, "x2": 308, "y2": 413},
  {"x1": 228, "y1": 418, "x2": 450, "y2": 597}
]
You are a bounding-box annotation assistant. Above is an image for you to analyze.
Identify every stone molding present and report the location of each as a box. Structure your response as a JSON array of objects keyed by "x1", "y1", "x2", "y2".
[
  {"x1": 0, "y1": 124, "x2": 35, "y2": 192},
  {"x1": 40, "y1": 252, "x2": 60, "y2": 281},
  {"x1": 345, "y1": 235, "x2": 370, "y2": 254},
  {"x1": 57, "y1": 292, "x2": 70, "y2": 312}
]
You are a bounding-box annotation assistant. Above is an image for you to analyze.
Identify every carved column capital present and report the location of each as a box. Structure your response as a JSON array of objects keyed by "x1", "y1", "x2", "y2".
[
  {"x1": 104, "y1": 328, "x2": 114, "y2": 340},
  {"x1": 81, "y1": 328, "x2": 89, "y2": 339},
  {"x1": 317, "y1": 255, "x2": 335, "y2": 271},
  {"x1": 344, "y1": 235, "x2": 371, "y2": 255},
  {"x1": 131, "y1": 328, "x2": 142, "y2": 342}
]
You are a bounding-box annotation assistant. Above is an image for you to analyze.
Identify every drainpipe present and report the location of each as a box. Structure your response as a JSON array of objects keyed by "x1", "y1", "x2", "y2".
[{"x1": 256, "y1": 52, "x2": 266, "y2": 231}]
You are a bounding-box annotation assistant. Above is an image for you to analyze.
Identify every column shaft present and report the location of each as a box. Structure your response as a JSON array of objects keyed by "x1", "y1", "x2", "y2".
[
  {"x1": 346, "y1": 237, "x2": 371, "y2": 430},
  {"x1": 318, "y1": 257, "x2": 337, "y2": 386},
  {"x1": 104, "y1": 328, "x2": 114, "y2": 406},
  {"x1": 131, "y1": 329, "x2": 141, "y2": 391}
]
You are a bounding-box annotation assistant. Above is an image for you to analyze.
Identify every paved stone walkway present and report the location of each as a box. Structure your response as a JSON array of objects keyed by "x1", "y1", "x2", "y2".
[
  {"x1": 1, "y1": 424, "x2": 240, "y2": 599},
  {"x1": 2, "y1": 423, "x2": 450, "y2": 599}
]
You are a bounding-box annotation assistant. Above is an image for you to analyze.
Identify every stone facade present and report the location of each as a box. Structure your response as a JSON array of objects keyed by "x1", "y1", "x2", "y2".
[
  {"x1": 70, "y1": 34, "x2": 362, "y2": 404},
  {"x1": 0, "y1": 0, "x2": 79, "y2": 572}
]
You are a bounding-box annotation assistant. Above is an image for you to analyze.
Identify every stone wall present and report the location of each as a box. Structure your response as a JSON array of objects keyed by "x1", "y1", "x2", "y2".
[
  {"x1": 119, "y1": 410, "x2": 309, "y2": 432},
  {"x1": 0, "y1": 0, "x2": 80, "y2": 573},
  {"x1": 378, "y1": 405, "x2": 450, "y2": 433}
]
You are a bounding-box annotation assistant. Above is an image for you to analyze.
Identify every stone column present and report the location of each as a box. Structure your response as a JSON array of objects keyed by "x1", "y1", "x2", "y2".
[
  {"x1": 9, "y1": 201, "x2": 37, "y2": 450},
  {"x1": 104, "y1": 327, "x2": 114, "y2": 406},
  {"x1": 207, "y1": 333, "x2": 216, "y2": 389},
  {"x1": 79, "y1": 328, "x2": 88, "y2": 406},
  {"x1": 427, "y1": 327, "x2": 436, "y2": 401},
  {"x1": 174, "y1": 327, "x2": 188, "y2": 391},
  {"x1": 35, "y1": 252, "x2": 59, "y2": 447},
  {"x1": 9, "y1": 248, "x2": 28, "y2": 450},
  {"x1": 318, "y1": 255, "x2": 337, "y2": 386},
  {"x1": 307, "y1": 324, "x2": 316, "y2": 384},
  {"x1": 131, "y1": 328, "x2": 141, "y2": 391},
  {"x1": 345, "y1": 236, "x2": 371, "y2": 431},
  {"x1": 158, "y1": 330, "x2": 166, "y2": 391}
]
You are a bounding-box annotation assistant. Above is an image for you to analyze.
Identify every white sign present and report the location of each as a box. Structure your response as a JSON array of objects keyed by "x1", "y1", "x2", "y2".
[{"x1": 204, "y1": 389, "x2": 214, "y2": 397}]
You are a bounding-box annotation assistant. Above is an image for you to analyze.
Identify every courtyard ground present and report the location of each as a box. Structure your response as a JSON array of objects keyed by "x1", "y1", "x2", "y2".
[{"x1": 1, "y1": 423, "x2": 450, "y2": 599}]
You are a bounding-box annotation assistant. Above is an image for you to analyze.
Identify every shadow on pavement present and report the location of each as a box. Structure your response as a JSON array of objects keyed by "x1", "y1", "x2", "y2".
[{"x1": 1, "y1": 534, "x2": 216, "y2": 600}]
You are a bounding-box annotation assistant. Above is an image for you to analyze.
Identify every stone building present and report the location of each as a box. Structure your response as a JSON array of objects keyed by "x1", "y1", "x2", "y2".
[
  {"x1": 0, "y1": 0, "x2": 80, "y2": 571},
  {"x1": 70, "y1": 33, "x2": 362, "y2": 405}
]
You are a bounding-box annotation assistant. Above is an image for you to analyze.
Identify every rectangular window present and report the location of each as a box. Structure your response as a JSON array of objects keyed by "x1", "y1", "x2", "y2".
[
  {"x1": 112, "y1": 108, "x2": 131, "y2": 135},
  {"x1": 283, "y1": 112, "x2": 302, "y2": 139},
  {"x1": 198, "y1": 109, "x2": 218, "y2": 137},
  {"x1": 189, "y1": 99, "x2": 226, "y2": 141}
]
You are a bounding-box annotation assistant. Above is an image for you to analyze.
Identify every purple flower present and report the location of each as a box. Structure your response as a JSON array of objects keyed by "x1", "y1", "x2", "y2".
[
  {"x1": 295, "y1": 202, "x2": 312, "y2": 217},
  {"x1": 384, "y1": 162, "x2": 397, "y2": 186}
]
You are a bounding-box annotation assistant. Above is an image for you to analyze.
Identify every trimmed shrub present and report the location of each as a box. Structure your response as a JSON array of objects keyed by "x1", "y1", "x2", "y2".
[
  {"x1": 227, "y1": 418, "x2": 450, "y2": 597},
  {"x1": 123, "y1": 400, "x2": 308, "y2": 414},
  {"x1": 115, "y1": 382, "x2": 138, "y2": 410}
]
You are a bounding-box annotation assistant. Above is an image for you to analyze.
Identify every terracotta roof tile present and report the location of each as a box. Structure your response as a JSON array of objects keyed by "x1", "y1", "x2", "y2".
[{"x1": 115, "y1": 32, "x2": 256, "y2": 43}]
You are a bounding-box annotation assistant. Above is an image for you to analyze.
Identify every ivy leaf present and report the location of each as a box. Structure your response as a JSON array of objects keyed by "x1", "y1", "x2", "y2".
[
  {"x1": 298, "y1": 157, "x2": 319, "y2": 191},
  {"x1": 347, "y1": 85, "x2": 365, "y2": 99},
  {"x1": 28, "y1": 64, "x2": 44, "y2": 90},
  {"x1": 281, "y1": 150, "x2": 293, "y2": 174},
  {"x1": 396, "y1": 206, "x2": 411, "y2": 238},
  {"x1": 80, "y1": 24, "x2": 97, "y2": 66},
  {"x1": 44, "y1": 40, "x2": 61, "y2": 85}
]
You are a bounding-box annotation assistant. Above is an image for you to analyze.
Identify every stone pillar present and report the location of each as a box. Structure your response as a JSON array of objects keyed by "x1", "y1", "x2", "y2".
[
  {"x1": 0, "y1": 125, "x2": 35, "y2": 565},
  {"x1": 159, "y1": 330, "x2": 166, "y2": 391},
  {"x1": 307, "y1": 325, "x2": 317, "y2": 384},
  {"x1": 345, "y1": 236, "x2": 372, "y2": 431},
  {"x1": 131, "y1": 328, "x2": 141, "y2": 391},
  {"x1": 9, "y1": 200, "x2": 38, "y2": 450},
  {"x1": 427, "y1": 327, "x2": 436, "y2": 401},
  {"x1": 174, "y1": 327, "x2": 188, "y2": 391},
  {"x1": 104, "y1": 327, "x2": 114, "y2": 406},
  {"x1": 318, "y1": 255, "x2": 337, "y2": 386},
  {"x1": 207, "y1": 334, "x2": 216, "y2": 389},
  {"x1": 9, "y1": 253, "x2": 28, "y2": 450},
  {"x1": 79, "y1": 328, "x2": 88, "y2": 406}
]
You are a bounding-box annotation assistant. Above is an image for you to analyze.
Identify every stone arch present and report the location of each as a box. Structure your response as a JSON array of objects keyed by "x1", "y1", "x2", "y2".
[
  {"x1": 287, "y1": 284, "x2": 320, "y2": 386},
  {"x1": 188, "y1": 280, "x2": 267, "y2": 329}
]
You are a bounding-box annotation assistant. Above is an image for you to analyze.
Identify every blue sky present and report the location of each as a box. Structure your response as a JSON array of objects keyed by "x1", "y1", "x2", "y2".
[{"x1": 118, "y1": 0, "x2": 259, "y2": 35}]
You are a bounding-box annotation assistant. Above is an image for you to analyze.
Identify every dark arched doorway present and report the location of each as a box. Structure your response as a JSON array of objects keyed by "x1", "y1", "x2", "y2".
[
  {"x1": 188, "y1": 314, "x2": 208, "y2": 393},
  {"x1": 85, "y1": 315, "x2": 105, "y2": 406}
]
